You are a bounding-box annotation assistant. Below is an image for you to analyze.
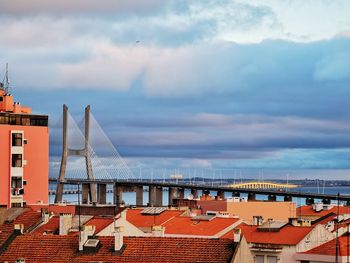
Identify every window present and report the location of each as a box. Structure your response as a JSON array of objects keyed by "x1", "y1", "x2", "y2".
[
  {"x1": 0, "y1": 96, "x2": 3, "y2": 101},
  {"x1": 12, "y1": 133, "x2": 22, "y2": 146},
  {"x1": 255, "y1": 255, "x2": 264, "y2": 263},
  {"x1": 267, "y1": 256, "x2": 278, "y2": 263},
  {"x1": 11, "y1": 177, "x2": 23, "y2": 189},
  {"x1": 11, "y1": 154, "x2": 22, "y2": 167},
  {"x1": 0, "y1": 113, "x2": 48, "y2": 126},
  {"x1": 11, "y1": 203, "x2": 22, "y2": 208}
]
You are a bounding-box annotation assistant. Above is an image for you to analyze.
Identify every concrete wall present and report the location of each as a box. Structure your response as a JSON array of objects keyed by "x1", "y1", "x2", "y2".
[
  {"x1": 22, "y1": 125, "x2": 49, "y2": 205},
  {"x1": 226, "y1": 201, "x2": 296, "y2": 224},
  {"x1": 0, "y1": 127, "x2": 10, "y2": 207},
  {"x1": 232, "y1": 236, "x2": 254, "y2": 263},
  {"x1": 98, "y1": 216, "x2": 147, "y2": 237},
  {"x1": 0, "y1": 124, "x2": 49, "y2": 207},
  {"x1": 296, "y1": 224, "x2": 334, "y2": 252}
]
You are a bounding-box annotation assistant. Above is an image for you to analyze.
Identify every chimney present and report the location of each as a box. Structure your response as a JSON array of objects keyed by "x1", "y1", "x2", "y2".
[
  {"x1": 15, "y1": 259, "x2": 26, "y2": 263},
  {"x1": 59, "y1": 213, "x2": 72, "y2": 235},
  {"x1": 233, "y1": 228, "x2": 241, "y2": 242},
  {"x1": 288, "y1": 218, "x2": 299, "y2": 226},
  {"x1": 313, "y1": 203, "x2": 323, "y2": 212},
  {"x1": 253, "y1": 216, "x2": 263, "y2": 226},
  {"x1": 114, "y1": 226, "x2": 125, "y2": 252},
  {"x1": 14, "y1": 224, "x2": 24, "y2": 234},
  {"x1": 41, "y1": 208, "x2": 50, "y2": 224},
  {"x1": 151, "y1": 225, "x2": 165, "y2": 237},
  {"x1": 79, "y1": 225, "x2": 95, "y2": 251}
]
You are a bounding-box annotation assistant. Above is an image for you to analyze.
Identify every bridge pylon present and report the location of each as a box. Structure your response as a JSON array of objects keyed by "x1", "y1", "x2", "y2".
[{"x1": 54, "y1": 104, "x2": 97, "y2": 204}]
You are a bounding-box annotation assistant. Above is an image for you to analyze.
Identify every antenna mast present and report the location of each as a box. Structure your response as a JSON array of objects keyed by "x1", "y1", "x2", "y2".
[{"x1": 4, "y1": 63, "x2": 11, "y2": 94}]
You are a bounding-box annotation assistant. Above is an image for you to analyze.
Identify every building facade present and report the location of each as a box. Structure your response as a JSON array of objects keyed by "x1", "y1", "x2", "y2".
[{"x1": 0, "y1": 87, "x2": 49, "y2": 208}]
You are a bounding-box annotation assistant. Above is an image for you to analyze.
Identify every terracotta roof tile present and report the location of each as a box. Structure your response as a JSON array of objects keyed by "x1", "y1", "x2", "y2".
[
  {"x1": 239, "y1": 224, "x2": 313, "y2": 245},
  {"x1": 34, "y1": 216, "x2": 60, "y2": 235},
  {"x1": 0, "y1": 234, "x2": 236, "y2": 262},
  {"x1": 0, "y1": 208, "x2": 41, "y2": 246},
  {"x1": 301, "y1": 235, "x2": 350, "y2": 256},
  {"x1": 126, "y1": 209, "x2": 183, "y2": 228},
  {"x1": 84, "y1": 216, "x2": 114, "y2": 234},
  {"x1": 299, "y1": 205, "x2": 350, "y2": 218},
  {"x1": 163, "y1": 216, "x2": 239, "y2": 236}
]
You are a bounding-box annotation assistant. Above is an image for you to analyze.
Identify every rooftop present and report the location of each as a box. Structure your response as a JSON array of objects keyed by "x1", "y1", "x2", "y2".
[
  {"x1": 0, "y1": 235, "x2": 236, "y2": 262},
  {"x1": 163, "y1": 215, "x2": 240, "y2": 237},
  {"x1": 300, "y1": 234, "x2": 350, "y2": 256},
  {"x1": 126, "y1": 209, "x2": 183, "y2": 229},
  {"x1": 239, "y1": 224, "x2": 313, "y2": 245},
  {"x1": 0, "y1": 208, "x2": 41, "y2": 247}
]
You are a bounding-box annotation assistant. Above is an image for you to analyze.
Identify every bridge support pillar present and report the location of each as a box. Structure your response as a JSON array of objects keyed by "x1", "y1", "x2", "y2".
[
  {"x1": 306, "y1": 198, "x2": 314, "y2": 205},
  {"x1": 178, "y1": 188, "x2": 185, "y2": 199},
  {"x1": 284, "y1": 195, "x2": 292, "y2": 202},
  {"x1": 136, "y1": 186, "x2": 143, "y2": 206},
  {"x1": 191, "y1": 189, "x2": 198, "y2": 199},
  {"x1": 268, "y1": 194, "x2": 277, "y2": 201},
  {"x1": 148, "y1": 186, "x2": 156, "y2": 206},
  {"x1": 322, "y1": 198, "x2": 331, "y2": 204},
  {"x1": 203, "y1": 190, "x2": 210, "y2": 197},
  {"x1": 55, "y1": 105, "x2": 97, "y2": 204},
  {"x1": 97, "y1": 184, "x2": 107, "y2": 204},
  {"x1": 82, "y1": 183, "x2": 90, "y2": 204},
  {"x1": 155, "y1": 187, "x2": 163, "y2": 206},
  {"x1": 114, "y1": 183, "x2": 123, "y2": 206},
  {"x1": 232, "y1": 191, "x2": 240, "y2": 197},
  {"x1": 248, "y1": 193, "x2": 256, "y2": 201},
  {"x1": 168, "y1": 187, "x2": 177, "y2": 206},
  {"x1": 217, "y1": 190, "x2": 225, "y2": 200}
]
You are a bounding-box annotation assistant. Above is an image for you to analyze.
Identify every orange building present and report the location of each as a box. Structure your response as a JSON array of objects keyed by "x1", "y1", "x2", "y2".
[{"x1": 0, "y1": 85, "x2": 49, "y2": 208}]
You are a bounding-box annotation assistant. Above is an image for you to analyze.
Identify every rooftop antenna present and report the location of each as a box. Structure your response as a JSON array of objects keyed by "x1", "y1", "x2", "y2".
[{"x1": 4, "y1": 63, "x2": 11, "y2": 94}]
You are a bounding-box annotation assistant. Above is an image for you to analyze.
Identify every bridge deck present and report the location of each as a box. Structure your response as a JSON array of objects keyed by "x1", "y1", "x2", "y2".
[{"x1": 51, "y1": 178, "x2": 350, "y2": 202}]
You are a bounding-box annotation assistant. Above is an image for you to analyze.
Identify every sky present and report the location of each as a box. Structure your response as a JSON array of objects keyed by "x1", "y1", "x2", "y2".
[{"x1": 1, "y1": 0, "x2": 350, "y2": 180}]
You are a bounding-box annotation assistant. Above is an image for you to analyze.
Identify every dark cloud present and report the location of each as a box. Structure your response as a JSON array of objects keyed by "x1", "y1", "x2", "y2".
[{"x1": 0, "y1": 0, "x2": 167, "y2": 16}]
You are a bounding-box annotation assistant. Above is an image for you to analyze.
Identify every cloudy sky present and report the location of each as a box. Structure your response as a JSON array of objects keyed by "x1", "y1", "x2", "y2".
[{"x1": 1, "y1": 0, "x2": 350, "y2": 179}]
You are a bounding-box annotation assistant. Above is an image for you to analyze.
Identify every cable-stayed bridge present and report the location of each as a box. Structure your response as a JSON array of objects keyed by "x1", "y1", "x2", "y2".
[{"x1": 51, "y1": 105, "x2": 350, "y2": 206}]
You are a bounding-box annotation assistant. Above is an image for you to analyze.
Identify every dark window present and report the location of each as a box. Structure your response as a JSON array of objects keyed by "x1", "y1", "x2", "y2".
[
  {"x1": 11, "y1": 154, "x2": 22, "y2": 167},
  {"x1": 0, "y1": 96, "x2": 3, "y2": 102},
  {"x1": 0, "y1": 113, "x2": 48, "y2": 127},
  {"x1": 11, "y1": 177, "x2": 23, "y2": 189},
  {"x1": 11, "y1": 203, "x2": 22, "y2": 208},
  {"x1": 21, "y1": 116, "x2": 30, "y2": 126},
  {"x1": 12, "y1": 133, "x2": 22, "y2": 146},
  {"x1": 0, "y1": 115, "x2": 8, "y2": 124}
]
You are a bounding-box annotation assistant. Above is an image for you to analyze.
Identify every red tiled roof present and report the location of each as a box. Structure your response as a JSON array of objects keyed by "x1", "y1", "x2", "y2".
[
  {"x1": 163, "y1": 216, "x2": 239, "y2": 236},
  {"x1": 301, "y1": 235, "x2": 350, "y2": 256},
  {"x1": 14, "y1": 208, "x2": 41, "y2": 230},
  {"x1": 240, "y1": 224, "x2": 313, "y2": 245},
  {"x1": 0, "y1": 208, "x2": 41, "y2": 246},
  {"x1": 33, "y1": 215, "x2": 114, "y2": 236},
  {"x1": 126, "y1": 209, "x2": 183, "y2": 228},
  {"x1": 0, "y1": 234, "x2": 236, "y2": 262},
  {"x1": 34, "y1": 216, "x2": 60, "y2": 235},
  {"x1": 299, "y1": 205, "x2": 350, "y2": 217},
  {"x1": 84, "y1": 216, "x2": 114, "y2": 234}
]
